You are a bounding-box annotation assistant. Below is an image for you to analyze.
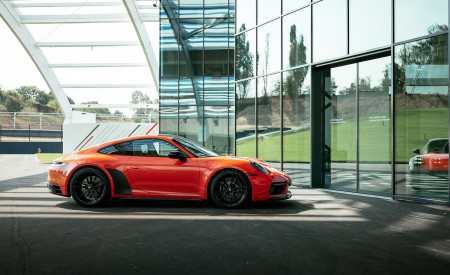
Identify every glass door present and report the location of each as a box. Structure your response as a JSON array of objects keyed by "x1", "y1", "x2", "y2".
[
  {"x1": 358, "y1": 57, "x2": 392, "y2": 195},
  {"x1": 322, "y1": 56, "x2": 392, "y2": 195},
  {"x1": 323, "y1": 64, "x2": 357, "y2": 191}
]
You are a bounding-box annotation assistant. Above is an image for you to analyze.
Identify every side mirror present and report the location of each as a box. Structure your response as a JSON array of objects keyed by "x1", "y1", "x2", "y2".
[
  {"x1": 412, "y1": 148, "x2": 420, "y2": 154},
  {"x1": 168, "y1": 151, "x2": 187, "y2": 162}
]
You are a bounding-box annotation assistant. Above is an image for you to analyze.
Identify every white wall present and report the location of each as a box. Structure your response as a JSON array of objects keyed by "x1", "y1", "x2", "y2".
[{"x1": 63, "y1": 122, "x2": 159, "y2": 154}]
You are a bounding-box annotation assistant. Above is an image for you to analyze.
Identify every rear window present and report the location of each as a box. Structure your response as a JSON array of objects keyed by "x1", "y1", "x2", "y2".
[{"x1": 98, "y1": 141, "x2": 133, "y2": 155}]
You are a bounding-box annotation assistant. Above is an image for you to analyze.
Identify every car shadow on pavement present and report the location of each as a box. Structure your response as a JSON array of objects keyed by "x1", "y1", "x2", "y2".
[{"x1": 56, "y1": 198, "x2": 314, "y2": 216}]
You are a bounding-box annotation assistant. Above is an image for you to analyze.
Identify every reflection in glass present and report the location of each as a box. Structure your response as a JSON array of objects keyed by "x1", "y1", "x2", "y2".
[
  {"x1": 204, "y1": 106, "x2": 232, "y2": 154},
  {"x1": 257, "y1": 19, "x2": 281, "y2": 76},
  {"x1": 358, "y1": 57, "x2": 392, "y2": 195},
  {"x1": 236, "y1": 0, "x2": 256, "y2": 31},
  {"x1": 257, "y1": 74, "x2": 281, "y2": 169},
  {"x1": 283, "y1": 7, "x2": 311, "y2": 69},
  {"x1": 313, "y1": 0, "x2": 347, "y2": 62},
  {"x1": 160, "y1": 106, "x2": 178, "y2": 135},
  {"x1": 236, "y1": 79, "x2": 256, "y2": 157},
  {"x1": 283, "y1": 67, "x2": 311, "y2": 186},
  {"x1": 349, "y1": 0, "x2": 391, "y2": 53},
  {"x1": 258, "y1": 0, "x2": 281, "y2": 24},
  {"x1": 160, "y1": 19, "x2": 178, "y2": 76},
  {"x1": 159, "y1": 0, "x2": 234, "y2": 151},
  {"x1": 324, "y1": 64, "x2": 357, "y2": 191},
  {"x1": 236, "y1": 28, "x2": 256, "y2": 81},
  {"x1": 179, "y1": 105, "x2": 202, "y2": 143},
  {"x1": 160, "y1": 78, "x2": 179, "y2": 106},
  {"x1": 395, "y1": 35, "x2": 449, "y2": 202},
  {"x1": 283, "y1": 0, "x2": 311, "y2": 14},
  {"x1": 395, "y1": 0, "x2": 448, "y2": 43}
]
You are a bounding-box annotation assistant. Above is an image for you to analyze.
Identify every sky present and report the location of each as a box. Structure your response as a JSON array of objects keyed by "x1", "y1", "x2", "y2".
[{"x1": 0, "y1": 19, "x2": 49, "y2": 91}]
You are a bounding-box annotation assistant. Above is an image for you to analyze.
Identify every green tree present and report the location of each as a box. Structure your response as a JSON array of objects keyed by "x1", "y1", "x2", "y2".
[
  {"x1": 3, "y1": 90, "x2": 24, "y2": 112},
  {"x1": 236, "y1": 24, "x2": 254, "y2": 99},
  {"x1": 284, "y1": 25, "x2": 308, "y2": 102}
]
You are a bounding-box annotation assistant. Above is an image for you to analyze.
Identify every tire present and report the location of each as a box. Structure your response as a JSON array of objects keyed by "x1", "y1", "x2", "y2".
[
  {"x1": 70, "y1": 167, "x2": 110, "y2": 207},
  {"x1": 209, "y1": 170, "x2": 250, "y2": 208}
]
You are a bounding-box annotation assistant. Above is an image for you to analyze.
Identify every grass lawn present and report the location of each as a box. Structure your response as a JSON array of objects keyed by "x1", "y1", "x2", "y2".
[
  {"x1": 237, "y1": 108, "x2": 448, "y2": 163},
  {"x1": 35, "y1": 153, "x2": 64, "y2": 164}
]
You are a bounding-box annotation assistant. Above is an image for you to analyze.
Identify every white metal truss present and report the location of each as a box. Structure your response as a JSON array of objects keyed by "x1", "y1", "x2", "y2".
[
  {"x1": 0, "y1": 0, "x2": 160, "y2": 118},
  {"x1": 0, "y1": 1, "x2": 72, "y2": 117}
]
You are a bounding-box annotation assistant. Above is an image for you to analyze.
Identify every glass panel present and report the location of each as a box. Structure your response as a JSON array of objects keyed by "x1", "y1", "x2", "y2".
[
  {"x1": 229, "y1": 107, "x2": 235, "y2": 155},
  {"x1": 179, "y1": 0, "x2": 204, "y2": 18},
  {"x1": 283, "y1": 67, "x2": 311, "y2": 186},
  {"x1": 324, "y1": 64, "x2": 357, "y2": 191},
  {"x1": 258, "y1": 0, "x2": 281, "y2": 24},
  {"x1": 160, "y1": 78, "x2": 178, "y2": 106},
  {"x1": 236, "y1": 79, "x2": 256, "y2": 157},
  {"x1": 257, "y1": 19, "x2": 281, "y2": 76},
  {"x1": 313, "y1": 0, "x2": 347, "y2": 62},
  {"x1": 283, "y1": 0, "x2": 311, "y2": 14},
  {"x1": 358, "y1": 57, "x2": 392, "y2": 195},
  {"x1": 395, "y1": 35, "x2": 449, "y2": 202},
  {"x1": 395, "y1": 0, "x2": 448, "y2": 43},
  {"x1": 179, "y1": 105, "x2": 202, "y2": 143},
  {"x1": 236, "y1": 0, "x2": 256, "y2": 31},
  {"x1": 349, "y1": 0, "x2": 391, "y2": 53},
  {"x1": 283, "y1": 6, "x2": 311, "y2": 69},
  {"x1": 159, "y1": 106, "x2": 178, "y2": 135},
  {"x1": 257, "y1": 74, "x2": 281, "y2": 169},
  {"x1": 236, "y1": 29, "x2": 256, "y2": 81},
  {"x1": 203, "y1": 77, "x2": 231, "y2": 105},
  {"x1": 205, "y1": 0, "x2": 231, "y2": 18},
  {"x1": 160, "y1": 19, "x2": 178, "y2": 76},
  {"x1": 179, "y1": 78, "x2": 197, "y2": 105},
  {"x1": 204, "y1": 106, "x2": 231, "y2": 154},
  {"x1": 203, "y1": 18, "x2": 230, "y2": 76}
]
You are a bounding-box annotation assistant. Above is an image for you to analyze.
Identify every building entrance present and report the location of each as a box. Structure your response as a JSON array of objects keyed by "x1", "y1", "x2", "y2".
[{"x1": 320, "y1": 56, "x2": 392, "y2": 195}]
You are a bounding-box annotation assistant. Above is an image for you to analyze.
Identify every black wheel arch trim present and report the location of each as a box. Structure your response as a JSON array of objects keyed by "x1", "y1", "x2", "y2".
[{"x1": 106, "y1": 168, "x2": 132, "y2": 195}]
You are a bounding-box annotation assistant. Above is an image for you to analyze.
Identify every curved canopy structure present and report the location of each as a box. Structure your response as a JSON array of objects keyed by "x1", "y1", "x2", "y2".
[{"x1": 0, "y1": 0, "x2": 160, "y2": 118}]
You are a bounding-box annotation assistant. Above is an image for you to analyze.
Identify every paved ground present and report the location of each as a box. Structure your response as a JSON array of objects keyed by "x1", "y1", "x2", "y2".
[{"x1": 0, "y1": 154, "x2": 449, "y2": 275}]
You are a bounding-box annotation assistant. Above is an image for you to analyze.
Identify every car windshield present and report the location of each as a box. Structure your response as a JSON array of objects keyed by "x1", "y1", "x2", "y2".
[
  {"x1": 173, "y1": 137, "x2": 218, "y2": 158},
  {"x1": 425, "y1": 139, "x2": 448, "y2": 153}
]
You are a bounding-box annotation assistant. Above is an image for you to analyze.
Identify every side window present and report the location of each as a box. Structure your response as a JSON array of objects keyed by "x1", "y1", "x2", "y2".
[
  {"x1": 156, "y1": 140, "x2": 180, "y2": 157},
  {"x1": 99, "y1": 141, "x2": 133, "y2": 155},
  {"x1": 131, "y1": 139, "x2": 180, "y2": 157}
]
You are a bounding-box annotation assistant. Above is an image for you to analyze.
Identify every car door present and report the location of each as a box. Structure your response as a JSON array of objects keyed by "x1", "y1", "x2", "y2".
[{"x1": 126, "y1": 138, "x2": 200, "y2": 197}]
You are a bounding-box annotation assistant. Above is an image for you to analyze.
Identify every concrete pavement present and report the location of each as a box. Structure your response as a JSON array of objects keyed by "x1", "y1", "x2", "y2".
[{"x1": 0, "y1": 154, "x2": 449, "y2": 274}]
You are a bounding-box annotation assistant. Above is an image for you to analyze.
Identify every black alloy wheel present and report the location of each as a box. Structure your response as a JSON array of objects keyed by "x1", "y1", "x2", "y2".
[
  {"x1": 210, "y1": 170, "x2": 250, "y2": 208},
  {"x1": 70, "y1": 167, "x2": 110, "y2": 207}
]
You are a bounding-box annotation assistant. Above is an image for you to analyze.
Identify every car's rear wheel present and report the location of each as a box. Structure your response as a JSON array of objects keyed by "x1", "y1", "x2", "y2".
[
  {"x1": 210, "y1": 170, "x2": 250, "y2": 208},
  {"x1": 70, "y1": 167, "x2": 110, "y2": 207}
]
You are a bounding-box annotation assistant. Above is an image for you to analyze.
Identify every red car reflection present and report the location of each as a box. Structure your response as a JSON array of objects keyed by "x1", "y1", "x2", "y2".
[
  {"x1": 48, "y1": 135, "x2": 291, "y2": 208},
  {"x1": 409, "y1": 138, "x2": 449, "y2": 174}
]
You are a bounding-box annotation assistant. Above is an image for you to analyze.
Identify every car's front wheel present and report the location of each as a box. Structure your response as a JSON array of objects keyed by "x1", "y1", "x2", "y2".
[
  {"x1": 210, "y1": 170, "x2": 250, "y2": 208},
  {"x1": 70, "y1": 167, "x2": 110, "y2": 207}
]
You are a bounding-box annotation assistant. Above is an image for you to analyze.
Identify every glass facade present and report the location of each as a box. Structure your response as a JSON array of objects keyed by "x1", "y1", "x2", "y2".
[
  {"x1": 235, "y1": 0, "x2": 449, "y2": 204},
  {"x1": 159, "y1": 0, "x2": 235, "y2": 154}
]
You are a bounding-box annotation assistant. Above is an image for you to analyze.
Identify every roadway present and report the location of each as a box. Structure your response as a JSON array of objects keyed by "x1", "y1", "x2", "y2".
[{"x1": 0, "y1": 155, "x2": 449, "y2": 274}]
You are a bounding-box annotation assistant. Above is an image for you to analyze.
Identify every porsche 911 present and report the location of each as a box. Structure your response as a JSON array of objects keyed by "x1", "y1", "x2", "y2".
[{"x1": 47, "y1": 135, "x2": 291, "y2": 208}]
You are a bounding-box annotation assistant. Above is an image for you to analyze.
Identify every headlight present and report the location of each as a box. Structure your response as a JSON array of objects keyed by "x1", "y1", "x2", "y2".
[
  {"x1": 51, "y1": 161, "x2": 68, "y2": 167},
  {"x1": 250, "y1": 161, "x2": 269, "y2": 175}
]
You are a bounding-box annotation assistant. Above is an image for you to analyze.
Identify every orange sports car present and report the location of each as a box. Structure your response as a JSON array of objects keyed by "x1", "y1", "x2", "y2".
[{"x1": 48, "y1": 135, "x2": 291, "y2": 208}]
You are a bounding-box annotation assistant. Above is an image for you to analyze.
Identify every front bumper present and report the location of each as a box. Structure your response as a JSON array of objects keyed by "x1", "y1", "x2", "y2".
[
  {"x1": 270, "y1": 190, "x2": 292, "y2": 201},
  {"x1": 47, "y1": 183, "x2": 64, "y2": 196}
]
